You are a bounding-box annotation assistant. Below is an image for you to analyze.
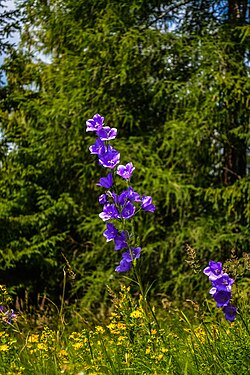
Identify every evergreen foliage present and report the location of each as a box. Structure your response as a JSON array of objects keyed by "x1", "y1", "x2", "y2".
[{"x1": 0, "y1": 0, "x2": 249, "y2": 309}]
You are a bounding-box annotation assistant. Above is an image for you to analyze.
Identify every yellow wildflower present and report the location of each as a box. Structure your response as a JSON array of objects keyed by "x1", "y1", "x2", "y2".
[
  {"x1": 69, "y1": 332, "x2": 81, "y2": 340},
  {"x1": 72, "y1": 342, "x2": 83, "y2": 350},
  {"x1": 37, "y1": 343, "x2": 48, "y2": 351},
  {"x1": 95, "y1": 326, "x2": 105, "y2": 334},
  {"x1": 161, "y1": 347, "x2": 168, "y2": 353},
  {"x1": 117, "y1": 335, "x2": 126, "y2": 345},
  {"x1": 29, "y1": 349, "x2": 37, "y2": 354},
  {"x1": 0, "y1": 344, "x2": 9, "y2": 351},
  {"x1": 130, "y1": 310, "x2": 143, "y2": 318},
  {"x1": 28, "y1": 334, "x2": 39, "y2": 343},
  {"x1": 117, "y1": 322, "x2": 126, "y2": 330},
  {"x1": 59, "y1": 349, "x2": 68, "y2": 357},
  {"x1": 151, "y1": 329, "x2": 157, "y2": 335},
  {"x1": 146, "y1": 347, "x2": 151, "y2": 354}
]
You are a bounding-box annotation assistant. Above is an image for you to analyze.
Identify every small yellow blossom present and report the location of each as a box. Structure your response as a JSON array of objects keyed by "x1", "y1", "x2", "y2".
[
  {"x1": 29, "y1": 349, "x2": 37, "y2": 354},
  {"x1": 95, "y1": 326, "x2": 105, "y2": 334},
  {"x1": 72, "y1": 342, "x2": 83, "y2": 350},
  {"x1": 110, "y1": 312, "x2": 119, "y2": 318},
  {"x1": 117, "y1": 322, "x2": 127, "y2": 330},
  {"x1": 37, "y1": 343, "x2": 48, "y2": 351},
  {"x1": 28, "y1": 334, "x2": 39, "y2": 343},
  {"x1": 130, "y1": 310, "x2": 143, "y2": 318},
  {"x1": 146, "y1": 347, "x2": 151, "y2": 354},
  {"x1": 151, "y1": 329, "x2": 157, "y2": 335},
  {"x1": 0, "y1": 344, "x2": 9, "y2": 351},
  {"x1": 59, "y1": 349, "x2": 68, "y2": 357},
  {"x1": 69, "y1": 332, "x2": 81, "y2": 340},
  {"x1": 161, "y1": 347, "x2": 168, "y2": 353}
]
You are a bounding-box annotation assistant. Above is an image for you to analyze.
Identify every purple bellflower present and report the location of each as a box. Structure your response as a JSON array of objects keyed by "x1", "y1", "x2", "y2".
[
  {"x1": 203, "y1": 260, "x2": 223, "y2": 281},
  {"x1": 0, "y1": 306, "x2": 17, "y2": 324},
  {"x1": 118, "y1": 187, "x2": 141, "y2": 206},
  {"x1": 115, "y1": 247, "x2": 141, "y2": 272},
  {"x1": 98, "y1": 145, "x2": 120, "y2": 169},
  {"x1": 97, "y1": 173, "x2": 113, "y2": 188},
  {"x1": 223, "y1": 305, "x2": 237, "y2": 322},
  {"x1": 86, "y1": 114, "x2": 104, "y2": 132},
  {"x1": 99, "y1": 204, "x2": 119, "y2": 221},
  {"x1": 210, "y1": 289, "x2": 232, "y2": 308},
  {"x1": 141, "y1": 196, "x2": 156, "y2": 213},
  {"x1": 103, "y1": 223, "x2": 118, "y2": 242},
  {"x1": 89, "y1": 138, "x2": 106, "y2": 155},
  {"x1": 117, "y1": 162, "x2": 135, "y2": 180},
  {"x1": 121, "y1": 202, "x2": 136, "y2": 219},
  {"x1": 211, "y1": 273, "x2": 234, "y2": 292},
  {"x1": 97, "y1": 126, "x2": 117, "y2": 141},
  {"x1": 123, "y1": 247, "x2": 141, "y2": 262},
  {"x1": 115, "y1": 258, "x2": 132, "y2": 272},
  {"x1": 114, "y1": 231, "x2": 128, "y2": 250},
  {"x1": 204, "y1": 260, "x2": 236, "y2": 321}
]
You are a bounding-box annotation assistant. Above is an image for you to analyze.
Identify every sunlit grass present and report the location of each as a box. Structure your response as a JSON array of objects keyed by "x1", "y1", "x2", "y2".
[{"x1": 0, "y1": 284, "x2": 249, "y2": 375}]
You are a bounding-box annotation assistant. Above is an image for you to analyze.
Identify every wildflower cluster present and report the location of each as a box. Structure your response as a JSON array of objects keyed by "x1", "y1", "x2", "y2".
[
  {"x1": 87, "y1": 113, "x2": 156, "y2": 272},
  {"x1": 203, "y1": 260, "x2": 236, "y2": 322}
]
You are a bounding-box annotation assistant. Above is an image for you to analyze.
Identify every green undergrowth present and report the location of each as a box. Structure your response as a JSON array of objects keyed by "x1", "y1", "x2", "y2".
[{"x1": 0, "y1": 284, "x2": 249, "y2": 375}]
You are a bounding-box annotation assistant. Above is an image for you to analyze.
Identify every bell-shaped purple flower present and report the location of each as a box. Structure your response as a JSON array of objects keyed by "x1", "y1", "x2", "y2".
[
  {"x1": 97, "y1": 126, "x2": 117, "y2": 141},
  {"x1": 118, "y1": 187, "x2": 140, "y2": 206},
  {"x1": 223, "y1": 305, "x2": 237, "y2": 322},
  {"x1": 97, "y1": 173, "x2": 113, "y2": 188},
  {"x1": 118, "y1": 190, "x2": 129, "y2": 206},
  {"x1": 121, "y1": 202, "x2": 136, "y2": 219},
  {"x1": 127, "y1": 186, "x2": 141, "y2": 202},
  {"x1": 103, "y1": 223, "x2": 118, "y2": 242},
  {"x1": 115, "y1": 258, "x2": 131, "y2": 273},
  {"x1": 115, "y1": 247, "x2": 141, "y2": 273},
  {"x1": 86, "y1": 114, "x2": 104, "y2": 132},
  {"x1": 203, "y1": 260, "x2": 223, "y2": 280},
  {"x1": 99, "y1": 204, "x2": 119, "y2": 221},
  {"x1": 212, "y1": 274, "x2": 234, "y2": 292},
  {"x1": 122, "y1": 247, "x2": 141, "y2": 262},
  {"x1": 210, "y1": 288, "x2": 231, "y2": 308},
  {"x1": 141, "y1": 196, "x2": 156, "y2": 213},
  {"x1": 98, "y1": 145, "x2": 120, "y2": 169},
  {"x1": 117, "y1": 162, "x2": 135, "y2": 180},
  {"x1": 89, "y1": 138, "x2": 106, "y2": 155},
  {"x1": 114, "y1": 231, "x2": 128, "y2": 250}
]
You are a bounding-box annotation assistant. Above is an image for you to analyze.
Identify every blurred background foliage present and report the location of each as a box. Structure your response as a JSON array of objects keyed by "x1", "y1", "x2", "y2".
[{"x1": 0, "y1": 0, "x2": 249, "y2": 312}]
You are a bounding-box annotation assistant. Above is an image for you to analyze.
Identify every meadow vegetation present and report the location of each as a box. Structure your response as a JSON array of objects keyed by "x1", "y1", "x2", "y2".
[{"x1": 0, "y1": 1, "x2": 249, "y2": 373}]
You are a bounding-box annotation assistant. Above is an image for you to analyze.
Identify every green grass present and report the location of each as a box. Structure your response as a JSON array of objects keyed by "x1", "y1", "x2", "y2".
[{"x1": 0, "y1": 284, "x2": 249, "y2": 375}]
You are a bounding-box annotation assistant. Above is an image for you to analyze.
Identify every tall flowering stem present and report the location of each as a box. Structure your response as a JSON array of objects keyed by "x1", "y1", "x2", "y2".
[
  {"x1": 86, "y1": 113, "x2": 156, "y2": 275},
  {"x1": 87, "y1": 113, "x2": 159, "y2": 328},
  {"x1": 203, "y1": 260, "x2": 237, "y2": 322}
]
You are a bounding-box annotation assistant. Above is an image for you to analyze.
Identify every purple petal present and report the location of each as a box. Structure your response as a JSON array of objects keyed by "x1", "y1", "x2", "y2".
[
  {"x1": 97, "y1": 126, "x2": 117, "y2": 141},
  {"x1": 98, "y1": 145, "x2": 120, "y2": 169},
  {"x1": 86, "y1": 114, "x2": 104, "y2": 132},
  {"x1": 115, "y1": 259, "x2": 131, "y2": 272},
  {"x1": 117, "y1": 162, "x2": 135, "y2": 180},
  {"x1": 97, "y1": 173, "x2": 113, "y2": 188}
]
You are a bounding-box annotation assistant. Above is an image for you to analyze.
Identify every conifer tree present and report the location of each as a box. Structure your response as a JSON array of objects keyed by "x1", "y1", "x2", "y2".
[{"x1": 0, "y1": 0, "x2": 249, "y2": 308}]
